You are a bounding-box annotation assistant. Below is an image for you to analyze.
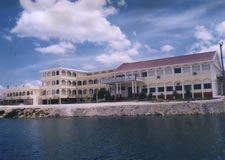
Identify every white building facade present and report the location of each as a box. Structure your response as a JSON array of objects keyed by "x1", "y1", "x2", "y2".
[{"x1": 1, "y1": 51, "x2": 223, "y2": 105}]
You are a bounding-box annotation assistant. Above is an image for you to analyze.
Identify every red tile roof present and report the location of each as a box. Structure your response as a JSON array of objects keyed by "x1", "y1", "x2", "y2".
[{"x1": 115, "y1": 51, "x2": 216, "y2": 72}]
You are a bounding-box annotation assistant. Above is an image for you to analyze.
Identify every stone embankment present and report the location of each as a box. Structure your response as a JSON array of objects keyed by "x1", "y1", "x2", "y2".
[{"x1": 0, "y1": 98, "x2": 225, "y2": 118}]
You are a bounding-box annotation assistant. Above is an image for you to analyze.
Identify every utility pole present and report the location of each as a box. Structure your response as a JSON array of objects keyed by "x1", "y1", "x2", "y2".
[{"x1": 219, "y1": 42, "x2": 225, "y2": 95}]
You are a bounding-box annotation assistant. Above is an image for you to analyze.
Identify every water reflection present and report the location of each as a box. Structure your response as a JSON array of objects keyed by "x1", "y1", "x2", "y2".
[{"x1": 0, "y1": 115, "x2": 225, "y2": 160}]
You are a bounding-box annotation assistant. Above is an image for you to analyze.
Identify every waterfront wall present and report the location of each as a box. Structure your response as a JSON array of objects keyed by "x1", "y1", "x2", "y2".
[{"x1": 0, "y1": 98, "x2": 225, "y2": 118}]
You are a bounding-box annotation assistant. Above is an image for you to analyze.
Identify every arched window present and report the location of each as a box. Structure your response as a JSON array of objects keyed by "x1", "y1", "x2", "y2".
[
  {"x1": 52, "y1": 71, "x2": 55, "y2": 76},
  {"x1": 73, "y1": 90, "x2": 76, "y2": 95},
  {"x1": 52, "y1": 90, "x2": 56, "y2": 95},
  {"x1": 94, "y1": 79, "x2": 98, "y2": 84},
  {"x1": 42, "y1": 90, "x2": 46, "y2": 95},
  {"x1": 62, "y1": 71, "x2": 66, "y2": 76},
  {"x1": 83, "y1": 90, "x2": 87, "y2": 95},
  {"x1": 78, "y1": 90, "x2": 82, "y2": 95},
  {"x1": 67, "y1": 71, "x2": 71, "y2": 77},
  {"x1": 89, "y1": 80, "x2": 93, "y2": 85},
  {"x1": 62, "y1": 89, "x2": 66, "y2": 95},
  {"x1": 72, "y1": 72, "x2": 76, "y2": 77},
  {"x1": 7, "y1": 93, "x2": 10, "y2": 97},
  {"x1": 52, "y1": 81, "x2": 56, "y2": 85},
  {"x1": 83, "y1": 80, "x2": 87, "y2": 85},
  {"x1": 62, "y1": 80, "x2": 66, "y2": 85},
  {"x1": 56, "y1": 71, "x2": 60, "y2": 75},
  {"x1": 72, "y1": 81, "x2": 76, "y2": 86},
  {"x1": 94, "y1": 89, "x2": 98, "y2": 94},
  {"x1": 89, "y1": 89, "x2": 93, "y2": 94},
  {"x1": 47, "y1": 81, "x2": 50, "y2": 86},
  {"x1": 56, "y1": 80, "x2": 59, "y2": 85},
  {"x1": 56, "y1": 89, "x2": 60, "y2": 94},
  {"x1": 13, "y1": 93, "x2": 16, "y2": 97},
  {"x1": 67, "y1": 90, "x2": 72, "y2": 95},
  {"x1": 16, "y1": 93, "x2": 18, "y2": 96},
  {"x1": 19, "y1": 92, "x2": 22, "y2": 96},
  {"x1": 47, "y1": 72, "x2": 51, "y2": 76},
  {"x1": 67, "y1": 81, "x2": 72, "y2": 86},
  {"x1": 10, "y1": 93, "x2": 12, "y2": 97},
  {"x1": 23, "y1": 92, "x2": 25, "y2": 96},
  {"x1": 78, "y1": 81, "x2": 82, "y2": 86},
  {"x1": 27, "y1": 91, "x2": 30, "y2": 95}
]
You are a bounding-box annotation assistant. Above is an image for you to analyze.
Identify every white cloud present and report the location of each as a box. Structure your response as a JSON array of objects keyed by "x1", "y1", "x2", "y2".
[
  {"x1": 160, "y1": 44, "x2": 174, "y2": 52},
  {"x1": 144, "y1": 44, "x2": 158, "y2": 53},
  {"x1": 3, "y1": 35, "x2": 12, "y2": 41},
  {"x1": 216, "y1": 21, "x2": 225, "y2": 35},
  {"x1": 194, "y1": 25, "x2": 213, "y2": 41},
  {"x1": 118, "y1": 0, "x2": 126, "y2": 7},
  {"x1": 82, "y1": 64, "x2": 96, "y2": 70},
  {"x1": 11, "y1": 0, "x2": 131, "y2": 51},
  {"x1": 96, "y1": 42, "x2": 141, "y2": 66},
  {"x1": 24, "y1": 80, "x2": 41, "y2": 87},
  {"x1": 35, "y1": 42, "x2": 75, "y2": 54}
]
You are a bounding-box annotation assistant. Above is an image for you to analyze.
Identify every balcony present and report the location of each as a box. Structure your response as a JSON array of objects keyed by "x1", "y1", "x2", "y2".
[{"x1": 101, "y1": 76, "x2": 144, "y2": 84}]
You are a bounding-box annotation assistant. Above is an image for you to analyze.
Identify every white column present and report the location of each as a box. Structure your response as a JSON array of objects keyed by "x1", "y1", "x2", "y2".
[
  {"x1": 147, "y1": 85, "x2": 150, "y2": 95},
  {"x1": 132, "y1": 81, "x2": 134, "y2": 94},
  {"x1": 182, "y1": 82, "x2": 185, "y2": 99},
  {"x1": 192, "y1": 82, "x2": 194, "y2": 98},
  {"x1": 156, "y1": 85, "x2": 158, "y2": 99},
  {"x1": 119, "y1": 83, "x2": 122, "y2": 95},
  {"x1": 135, "y1": 81, "x2": 137, "y2": 94},
  {"x1": 116, "y1": 83, "x2": 119, "y2": 95},
  {"x1": 164, "y1": 84, "x2": 167, "y2": 100},
  {"x1": 201, "y1": 80, "x2": 204, "y2": 98}
]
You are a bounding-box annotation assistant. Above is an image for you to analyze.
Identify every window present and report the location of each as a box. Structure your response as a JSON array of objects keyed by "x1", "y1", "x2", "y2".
[
  {"x1": 142, "y1": 72, "x2": 147, "y2": 77},
  {"x1": 192, "y1": 65, "x2": 200, "y2": 72},
  {"x1": 94, "y1": 79, "x2": 98, "y2": 84},
  {"x1": 183, "y1": 66, "x2": 191, "y2": 73},
  {"x1": 72, "y1": 72, "x2": 76, "y2": 77},
  {"x1": 78, "y1": 81, "x2": 82, "y2": 86},
  {"x1": 52, "y1": 81, "x2": 55, "y2": 86},
  {"x1": 194, "y1": 84, "x2": 201, "y2": 90},
  {"x1": 83, "y1": 90, "x2": 87, "y2": 95},
  {"x1": 165, "y1": 68, "x2": 172, "y2": 75},
  {"x1": 121, "y1": 86, "x2": 125, "y2": 91},
  {"x1": 56, "y1": 90, "x2": 60, "y2": 94},
  {"x1": 202, "y1": 64, "x2": 210, "y2": 71},
  {"x1": 204, "y1": 83, "x2": 212, "y2": 89},
  {"x1": 158, "y1": 87, "x2": 164, "y2": 92},
  {"x1": 150, "y1": 88, "x2": 156, "y2": 93},
  {"x1": 175, "y1": 85, "x2": 182, "y2": 91},
  {"x1": 134, "y1": 73, "x2": 139, "y2": 77},
  {"x1": 83, "y1": 81, "x2": 87, "y2": 85},
  {"x1": 56, "y1": 80, "x2": 59, "y2": 85},
  {"x1": 184, "y1": 85, "x2": 191, "y2": 91},
  {"x1": 166, "y1": 86, "x2": 173, "y2": 91},
  {"x1": 149, "y1": 70, "x2": 155, "y2": 77},
  {"x1": 56, "y1": 71, "x2": 60, "y2": 75},
  {"x1": 73, "y1": 90, "x2": 76, "y2": 95},
  {"x1": 174, "y1": 68, "x2": 182, "y2": 74},
  {"x1": 156, "y1": 69, "x2": 164, "y2": 76},
  {"x1": 142, "y1": 86, "x2": 147, "y2": 93},
  {"x1": 52, "y1": 71, "x2": 55, "y2": 76}
]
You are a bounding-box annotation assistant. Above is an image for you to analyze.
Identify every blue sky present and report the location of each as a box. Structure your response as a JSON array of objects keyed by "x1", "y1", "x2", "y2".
[{"x1": 1, "y1": 0, "x2": 225, "y2": 90}]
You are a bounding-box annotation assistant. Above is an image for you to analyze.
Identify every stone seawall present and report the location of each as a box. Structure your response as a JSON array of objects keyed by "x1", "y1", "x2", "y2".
[{"x1": 0, "y1": 98, "x2": 225, "y2": 118}]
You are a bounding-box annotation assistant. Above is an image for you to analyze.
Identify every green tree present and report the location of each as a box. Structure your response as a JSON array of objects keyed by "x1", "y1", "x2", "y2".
[
  {"x1": 159, "y1": 93, "x2": 165, "y2": 99},
  {"x1": 173, "y1": 90, "x2": 178, "y2": 100},
  {"x1": 148, "y1": 92, "x2": 153, "y2": 100},
  {"x1": 138, "y1": 92, "x2": 146, "y2": 101},
  {"x1": 185, "y1": 89, "x2": 192, "y2": 99}
]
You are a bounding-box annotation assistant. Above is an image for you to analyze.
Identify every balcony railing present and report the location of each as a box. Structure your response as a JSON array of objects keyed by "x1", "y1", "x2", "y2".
[{"x1": 101, "y1": 76, "x2": 144, "y2": 84}]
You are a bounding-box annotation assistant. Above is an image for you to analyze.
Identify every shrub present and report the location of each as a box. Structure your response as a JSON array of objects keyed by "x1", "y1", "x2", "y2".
[
  {"x1": 138, "y1": 92, "x2": 146, "y2": 100},
  {"x1": 173, "y1": 90, "x2": 178, "y2": 100},
  {"x1": 185, "y1": 89, "x2": 192, "y2": 99},
  {"x1": 148, "y1": 92, "x2": 153, "y2": 100},
  {"x1": 159, "y1": 93, "x2": 165, "y2": 99}
]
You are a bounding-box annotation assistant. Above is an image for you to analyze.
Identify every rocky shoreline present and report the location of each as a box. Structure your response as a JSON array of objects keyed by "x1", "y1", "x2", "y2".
[{"x1": 0, "y1": 98, "x2": 225, "y2": 118}]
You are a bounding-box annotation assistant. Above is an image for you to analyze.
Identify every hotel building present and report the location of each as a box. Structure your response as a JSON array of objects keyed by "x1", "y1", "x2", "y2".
[{"x1": 1, "y1": 51, "x2": 223, "y2": 105}]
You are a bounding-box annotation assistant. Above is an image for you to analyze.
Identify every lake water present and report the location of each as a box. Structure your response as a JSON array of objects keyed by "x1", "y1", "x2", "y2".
[{"x1": 0, "y1": 115, "x2": 225, "y2": 160}]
